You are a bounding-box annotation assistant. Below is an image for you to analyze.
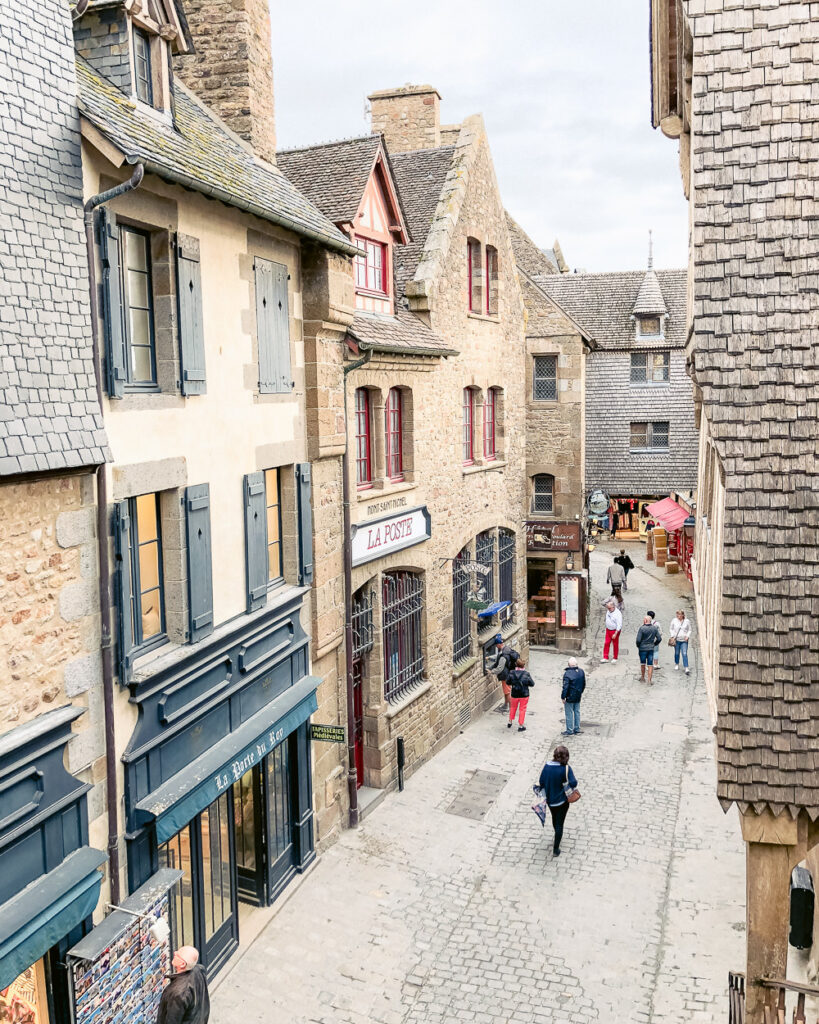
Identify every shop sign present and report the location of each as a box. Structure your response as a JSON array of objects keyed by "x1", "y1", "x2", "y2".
[
  {"x1": 460, "y1": 559, "x2": 491, "y2": 577},
  {"x1": 351, "y1": 506, "x2": 431, "y2": 567},
  {"x1": 311, "y1": 724, "x2": 346, "y2": 743},
  {"x1": 588, "y1": 489, "x2": 609, "y2": 515},
  {"x1": 559, "y1": 575, "x2": 581, "y2": 628},
  {"x1": 525, "y1": 521, "x2": 582, "y2": 552}
]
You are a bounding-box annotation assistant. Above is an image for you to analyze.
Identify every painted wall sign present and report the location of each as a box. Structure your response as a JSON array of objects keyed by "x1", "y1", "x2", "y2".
[
  {"x1": 310, "y1": 724, "x2": 346, "y2": 744},
  {"x1": 351, "y1": 506, "x2": 431, "y2": 566},
  {"x1": 525, "y1": 521, "x2": 582, "y2": 552},
  {"x1": 559, "y1": 575, "x2": 581, "y2": 628}
]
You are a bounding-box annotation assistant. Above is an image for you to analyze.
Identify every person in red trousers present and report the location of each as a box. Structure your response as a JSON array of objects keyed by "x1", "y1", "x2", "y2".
[
  {"x1": 601, "y1": 599, "x2": 623, "y2": 663},
  {"x1": 506, "y1": 659, "x2": 535, "y2": 732}
]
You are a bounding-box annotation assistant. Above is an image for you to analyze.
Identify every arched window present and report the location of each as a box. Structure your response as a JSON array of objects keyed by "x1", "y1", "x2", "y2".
[
  {"x1": 483, "y1": 387, "x2": 498, "y2": 460},
  {"x1": 354, "y1": 388, "x2": 372, "y2": 488},
  {"x1": 467, "y1": 238, "x2": 483, "y2": 313},
  {"x1": 384, "y1": 387, "x2": 403, "y2": 481},
  {"x1": 382, "y1": 571, "x2": 424, "y2": 702},
  {"x1": 532, "y1": 474, "x2": 554, "y2": 514},
  {"x1": 462, "y1": 387, "x2": 476, "y2": 465},
  {"x1": 485, "y1": 245, "x2": 498, "y2": 315},
  {"x1": 476, "y1": 530, "x2": 495, "y2": 602},
  {"x1": 452, "y1": 547, "x2": 472, "y2": 664}
]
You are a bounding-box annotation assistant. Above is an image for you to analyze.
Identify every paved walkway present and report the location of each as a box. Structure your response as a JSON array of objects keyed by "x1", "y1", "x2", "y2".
[{"x1": 212, "y1": 542, "x2": 745, "y2": 1024}]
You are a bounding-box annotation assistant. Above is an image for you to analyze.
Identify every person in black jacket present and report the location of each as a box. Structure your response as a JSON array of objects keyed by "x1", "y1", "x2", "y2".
[
  {"x1": 489, "y1": 634, "x2": 520, "y2": 709},
  {"x1": 506, "y1": 658, "x2": 534, "y2": 732},
  {"x1": 538, "y1": 745, "x2": 578, "y2": 857},
  {"x1": 614, "y1": 549, "x2": 634, "y2": 590},
  {"x1": 158, "y1": 946, "x2": 210, "y2": 1024},
  {"x1": 561, "y1": 657, "x2": 586, "y2": 735}
]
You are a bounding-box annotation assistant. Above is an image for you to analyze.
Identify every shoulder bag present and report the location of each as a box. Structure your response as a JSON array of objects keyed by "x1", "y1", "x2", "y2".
[{"x1": 563, "y1": 765, "x2": 581, "y2": 804}]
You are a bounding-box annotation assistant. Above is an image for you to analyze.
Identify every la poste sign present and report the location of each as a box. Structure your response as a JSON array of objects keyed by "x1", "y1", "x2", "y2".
[{"x1": 351, "y1": 506, "x2": 431, "y2": 567}]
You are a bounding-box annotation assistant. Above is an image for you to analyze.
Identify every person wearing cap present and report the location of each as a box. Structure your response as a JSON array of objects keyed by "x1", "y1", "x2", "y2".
[
  {"x1": 488, "y1": 634, "x2": 519, "y2": 710},
  {"x1": 157, "y1": 946, "x2": 210, "y2": 1024}
]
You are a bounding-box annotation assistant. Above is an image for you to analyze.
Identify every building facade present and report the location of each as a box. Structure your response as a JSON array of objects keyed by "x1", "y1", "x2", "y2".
[
  {"x1": 279, "y1": 85, "x2": 530, "y2": 792},
  {"x1": 539, "y1": 265, "x2": 697, "y2": 537},
  {"x1": 0, "y1": 2, "x2": 110, "y2": 1019},
  {"x1": 650, "y1": 2, "x2": 819, "y2": 1020}
]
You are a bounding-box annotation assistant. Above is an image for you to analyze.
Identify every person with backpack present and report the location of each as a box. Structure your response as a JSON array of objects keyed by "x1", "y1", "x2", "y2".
[
  {"x1": 561, "y1": 657, "x2": 586, "y2": 735},
  {"x1": 506, "y1": 658, "x2": 535, "y2": 732},
  {"x1": 614, "y1": 549, "x2": 634, "y2": 590},
  {"x1": 635, "y1": 615, "x2": 662, "y2": 684},
  {"x1": 647, "y1": 609, "x2": 663, "y2": 669},
  {"x1": 489, "y1": 634, "x2": 519, "y2": 709},
  {"x1": 538, "y1": 745, "x2": 579, "y2": 857}
]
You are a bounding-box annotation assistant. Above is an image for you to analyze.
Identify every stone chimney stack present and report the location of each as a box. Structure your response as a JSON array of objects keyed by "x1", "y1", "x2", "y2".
[
  {"x1": 368, "y1": 84, "x2": 442, "y2": 153},
  {"x1": 173, "y1": 0, "x2": 276, "y2": 165}
]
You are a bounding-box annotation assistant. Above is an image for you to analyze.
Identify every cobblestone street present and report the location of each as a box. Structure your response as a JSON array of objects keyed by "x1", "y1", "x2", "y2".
[{"x1": 211, "y1": 542, "x2": 745, "y2": 1024}]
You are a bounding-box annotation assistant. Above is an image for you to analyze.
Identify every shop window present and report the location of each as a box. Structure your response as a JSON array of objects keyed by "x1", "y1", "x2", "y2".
[
  {"x1": 159, "y1": 826, "x2": 195, "y2": 949},
  {"x1": 384, "y1": 387, "x2": 403, "y2": 481},
  {"x1": 476, "y1": 530, "x2": 495, "y2": 602},
  {"x1": 499, "y1": 529, "x2": 515, "y2": 611},
  {"x1": 1, "y1": 961, "x2": 50, "y2": 1024},
  {"x1": 382, "y1": 570, "x2": 424, "y2": 702},
  {"x1": 532, "y1": 474, "x2": 554, "y2": 514},
  {"x1": 631, "y1": 350, "x2": 670, "y2": 384},
  {"x1": 533, "y1": 355, "x2": 557, "y2": 401},
  {"x1": 467, "y1": 238, "x2": 483, "y2": 313},
  {"x1": 351, "y1": 585, "x2": 374, "y2": 787},
  {"x1": 483, "y1": 387, "x2": 497, "y2": 460},
  {"x1": 462, "y1": 387, "x2": 475, "y2": 465},
  {"x1": 354, "y1": 238, "x2": 388, "y2": 295},
  {"x1": 133, "y1": 28, "x2": 153, "y2": 105},
  {"x1": 452, "y1": 546, "x2": 472, "y2": 664},
  {"x1": 354, "y1": 388, "x2": 372, "y2": 488},
  {"x1": 129, "y1": 492, "x2": 166, "y2": 651},
  {"x1": 265, "y1": 468, "x2": 283, "y2": 584},
  {"x1": 637, "y1": 315, "x2": 663, "y2": 337},
  {"x1": 121, "y1": 226, "x2": 158, "y2": 388},
  {"x1": 630, "y1": 421, "x2": 670, "y2": 451},
  {"x1": 485, "y1": 245, "x2": 499, "y2": 315}
]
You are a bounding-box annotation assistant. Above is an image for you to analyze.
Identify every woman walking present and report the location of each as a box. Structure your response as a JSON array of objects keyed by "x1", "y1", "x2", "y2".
[
  {"x1": 506, "y1": 659, "x2": 534, "y2": 732},
  {"x1": 538, "y1": 745, "x2": 578, "y2": 857},
  {"x1": 670, "y1": 609, "x2": 693, "y2": 674}
]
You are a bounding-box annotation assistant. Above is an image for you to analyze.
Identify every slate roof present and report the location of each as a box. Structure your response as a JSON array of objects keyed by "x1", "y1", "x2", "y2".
[
  {"x1": 276, "y1": 136, "x2": 382, "y2": 225},
  {"x1": 76, "y1": 60, "x2": 358, "y2": 257},
  {"x1": 632, "y1": 269, "x2": 668, "y2": 316},
  {"x1": 537, "y1": 270, "x2": 687, "y2": 350},
  {"x1": 348, "y1": 311, "x2": 458, "y2": 358},
  {"x1": 505, "y1": 213, "x2": 558, "y2": 278},
  {"x1": 390, "y1": 146, "x2": 456, "y2": 301}
]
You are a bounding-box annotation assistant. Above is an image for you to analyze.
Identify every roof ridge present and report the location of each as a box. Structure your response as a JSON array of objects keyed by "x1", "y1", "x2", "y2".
[
  {"x1": 390, "y1": 144, "x2": 457, "y2": 158},
  {"x1": 277, "y1": 134, "x2": 378, "y2": 155},
  {"x1": 539, "y1": 268, "x2": 686, "y2": 280}
]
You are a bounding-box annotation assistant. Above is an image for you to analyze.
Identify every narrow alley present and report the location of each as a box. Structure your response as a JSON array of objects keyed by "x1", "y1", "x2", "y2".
[{"x1": 210, "y1": 543, "x2": 745, "y2": 1024}]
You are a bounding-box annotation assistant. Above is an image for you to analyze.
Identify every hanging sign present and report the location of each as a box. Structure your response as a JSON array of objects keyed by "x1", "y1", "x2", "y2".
[
  {"x1": 588, "y1": 490, "x2": 609, "y2": 515},
  {"x1": 525, "y1": 521, "x2": 582, "y2": 552},
  {"x1": 311, "y1": 724, "x2": 346, "y2": 743},
  {"x1": 351, "y1": 506, "x2": 431, "y2": 567},
  {"x1": 460, "y1": 560, "x2": 491, "y2": 576}
]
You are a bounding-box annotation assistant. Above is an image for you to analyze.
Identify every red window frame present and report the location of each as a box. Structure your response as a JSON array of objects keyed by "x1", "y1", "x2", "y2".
[
  {"x1": 462, "y1": 388, "x2": 474, "y2": 465},
  {"x1": 483, "y1": 388, "x2": 496, "y2": 460},
  {"x1": 354, "y1": 388, "x2": 372, "y2": 488},
  {"x1": 385, "y1": 387, "x2": 403, "y2": 481},
  {"x1": 354, "y1": 237, "x2": 388, "y2": 295},
  {"x1": 467, "y1": 239, "x2": 482, "y2": 313},
  {"x1": 485, "y1": 246, "x2": 498, "y2": 315}
]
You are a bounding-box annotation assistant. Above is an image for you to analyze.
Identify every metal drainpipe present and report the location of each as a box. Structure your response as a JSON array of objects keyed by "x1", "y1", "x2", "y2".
[
  {"x1": 83, "y1": 164, "x2": 145, "y2": 904},
  {"x1": 341, "y1": 348, "x2": 372, "y2": 828}
]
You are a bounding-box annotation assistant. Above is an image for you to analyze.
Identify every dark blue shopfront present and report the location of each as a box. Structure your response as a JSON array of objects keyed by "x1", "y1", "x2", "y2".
[{"x1": 123, "y1": 589, "x2": 318, "y2": 976}]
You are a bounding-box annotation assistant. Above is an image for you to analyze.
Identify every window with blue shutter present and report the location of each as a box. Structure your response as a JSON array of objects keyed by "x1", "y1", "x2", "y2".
[
  {"x1": 296, "y1": 463, "x2": 313, "y2": 586},
  {"x1": 113, "y1": 501, "x2": 133, "y2": 683},
  {"x1": 244, "y1": 472, "x2": 268, "y2": 611},
  {"x1": 98, "y1": 208, "x2": 127, "y2": 399},
  {"x1": 254, "y1": 257, "x2": 292, "y2": 394},
  {"x1": 176, "y1": 237, "x2": 207, "y2": 396},
  {"x1": 185, "y1": 484, "x2": 214, "y2": 642}
]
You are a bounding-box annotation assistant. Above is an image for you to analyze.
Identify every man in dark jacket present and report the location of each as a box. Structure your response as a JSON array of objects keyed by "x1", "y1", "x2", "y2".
[
  {"x1": 614, "y1": 549, "x2": 634, "y2": 590},
  {"x1": 506, "y1": 659, "x2": 534, "y2": 732},
  {"x1": 561, "y1": 657, "x2": 586, "y2": 735},
  {"x1": 158, "y1": 946, "x2": 210, "y2": 1024},
  {"x1": 635, "y1": 616, "x2": 662, "y2": 685},
  {"x1": 489, "y1": 634, "x2": 520, "y2": 709}
]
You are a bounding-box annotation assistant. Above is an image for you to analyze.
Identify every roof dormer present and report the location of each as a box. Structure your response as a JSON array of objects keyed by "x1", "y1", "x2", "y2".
[
  {"x1": 73, "y1": 0, "x2": 192, "y2": 116},
  {"x1": 631, "y1": 234, "x2": 668, "y2": 339}
]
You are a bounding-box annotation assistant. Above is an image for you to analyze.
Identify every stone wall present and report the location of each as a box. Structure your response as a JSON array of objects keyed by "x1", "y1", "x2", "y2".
[
  {"x1": 174, "y1": 0, "x2": 277, "y2": 164},
  {"x1": 73, "y1": 5, "x2": 131, "y2": 94},
  {"x1": 369, "y1": 85, "x2": 442, "y2": 153}
]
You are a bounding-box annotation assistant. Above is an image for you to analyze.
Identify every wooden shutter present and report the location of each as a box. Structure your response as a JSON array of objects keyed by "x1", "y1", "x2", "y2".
[
  {"x1": 112, "y1": 501, "x2": 133, "y2": 683},
  {"x1": 98, "y1": 208, "x2": 126, "y2": 398},
  {"x1": 185, "y1": 484, "x2": 214, "y2": 642},
  {"x1": 296, "y1": 462, "x2": 313, "y2": 586},
  {"x1": 176, "y1": 237, "x2": 207, "y2": 395},
  {"x1": 244, "y1": 472, "x2": 268, "y2": 611},
  {"x1": 254, "y1": 257, "x2": 292, "y2": 394}
]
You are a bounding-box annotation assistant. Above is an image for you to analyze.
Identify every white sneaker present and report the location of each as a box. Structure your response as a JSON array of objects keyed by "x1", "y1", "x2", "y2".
[
  {"x1": 601, "y1": 657, "x2": 608, "y2": 662},
  {"x1": 612, "y1": 658, "x2": 618, "y2": 663},
  {"x1": 675, "y1": 664, "x2": 680, "y2": 671},
  {"x1": 685, "y1": 668, "x2": 690, "y2": 675}
]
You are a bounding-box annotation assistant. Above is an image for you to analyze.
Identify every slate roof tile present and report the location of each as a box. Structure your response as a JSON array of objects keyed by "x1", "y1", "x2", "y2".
[
  {"x1": 348, "y1": 310, "x2": 458, "y2": 358},
  {"x1": 276, "y1": 136, "x2": 382, "y2": 225}
]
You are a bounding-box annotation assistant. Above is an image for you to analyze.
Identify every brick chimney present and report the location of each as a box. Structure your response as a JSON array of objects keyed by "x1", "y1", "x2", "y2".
[
  {"x1": 368, "y1": 84, "x2": 441, "y2": 153},
  {"x1": 173, "y1": 0, "x2": 276, "y2": 165}
]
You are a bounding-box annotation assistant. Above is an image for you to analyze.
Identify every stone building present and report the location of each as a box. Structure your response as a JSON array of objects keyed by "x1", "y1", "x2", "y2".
[
  {"x1": 278, "y1": 84, "x2": 530, "y2": 795},
  {"x1": 506, "y1": 216, "x2": 593, "y2": 649},
  {"x1": 539, "y1": 263, "x2": 697, "y2": 537},
  {"x1": 0, "y1": 1, "x2": 111, "y2": 1016},
  {"x1": 71, "y1": 0, "x2": 356, "y2": 979},
  {"x1": 650, "y1": 2, "x2": 819, "y2": 1020}
]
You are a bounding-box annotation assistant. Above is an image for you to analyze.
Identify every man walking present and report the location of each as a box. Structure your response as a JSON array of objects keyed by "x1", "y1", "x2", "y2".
[
  {"x1": 606, "y1": 556, "x2": 626, "y2": 601},
  {"x1": 158, "y1": 946, "x2": 210, "y2": 1024},
  {"x1": 614, "y1": 549, "x2": 634, "y2": 590},
  {"x1": 647, "y1": 609, "x2": 663, "y2": 669},
  {"x1": 602, "y1": 599, "x2": 622, "y2": 662},
  {"x1": 635, "y1": 615, "x2": 662, "y2": 685},
  {"x1": 489, "y1": 634, "x2": 519, "y2": 710},
  {"x1": 561, "y1": 657, "x2": 586, "y2": 735}
]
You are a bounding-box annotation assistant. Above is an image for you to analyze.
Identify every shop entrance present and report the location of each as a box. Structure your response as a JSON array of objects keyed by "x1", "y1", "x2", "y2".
[{"x1": 526, "y1": 559, "x2": 556, "y2": 646}]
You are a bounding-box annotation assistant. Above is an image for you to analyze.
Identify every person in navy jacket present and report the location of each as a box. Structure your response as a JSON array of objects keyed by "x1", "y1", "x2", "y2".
[
  {"x1": 538, "y1": 745, "x2": 578, "y2": 857},
  {"x1": 561, "y1": 658, "x2": 586, "y2": 736}
]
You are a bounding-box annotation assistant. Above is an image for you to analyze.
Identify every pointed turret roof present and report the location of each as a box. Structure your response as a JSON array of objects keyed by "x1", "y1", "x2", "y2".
[{"x1": 632, "y1": 268, "x2": 668, "y2": 317}]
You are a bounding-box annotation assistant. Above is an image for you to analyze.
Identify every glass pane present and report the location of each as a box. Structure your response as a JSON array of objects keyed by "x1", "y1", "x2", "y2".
[
  {"x1": 126, "y1": 230, "x2": 148, "y2": 271},
  {"x1": 266, "y1": 504, "x2": 280, "y2": 544},
  {"x1": 159, "y1": 828, "x2": 194, "y2": 949},
  {"x1": 138, "y1": 541, "x2": 159, "y2": 591},
  {"x1": 130, "y1": 339, "x2": 153, "y2": 382},
  {"x1": 135, "y1": 493, "x2": 158, "y2": 541},
  {"x1": 631, "y1": 424, "x2": 648, "y2": 447},
  {"x1": 233, "y1": 773, "x2": 256, "y2": 871},
  {"x1": 128, "y1": 268, "x2": 149, "y2": 308},
  {"x1": 265, "y1": 468, "x2": 278, "y2": 501},
  {"x1": 141, "y1": 587, "x2": 162, "y2": 639},
  {"x1": 129, "y1": 307, "x2": 151, "y2": 349},
  {"x1": 201, "y1": 797, "x2": 232, "y2": 941},
  {"x1": 267, "y1": 743, "x2": 292, "y2": 860},
  {"x1": 268, "y1": 541, "x2": 281, "y2": 581}
]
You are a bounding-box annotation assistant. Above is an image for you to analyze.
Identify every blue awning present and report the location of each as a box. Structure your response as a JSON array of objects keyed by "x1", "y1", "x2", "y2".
[
  {"x1": 0, "y1": 846, "x2": 105, "y2": 991},
  {"x1": 136, "y1": 675, "x2": 319, "y2": 844},
  {"x1": 477, "y1": 601, "x2": 511, "y2": 619}
]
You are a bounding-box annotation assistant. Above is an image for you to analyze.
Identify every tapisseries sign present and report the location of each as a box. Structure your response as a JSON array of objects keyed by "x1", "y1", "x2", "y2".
[{"x1": 351, "y1": 506, "x2": 431, "y2": 567}]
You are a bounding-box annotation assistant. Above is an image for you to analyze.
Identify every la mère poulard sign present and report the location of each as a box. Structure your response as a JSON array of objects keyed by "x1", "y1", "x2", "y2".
[{"x1": 525, "y1": 521, "x2": 582, "y2": 552}]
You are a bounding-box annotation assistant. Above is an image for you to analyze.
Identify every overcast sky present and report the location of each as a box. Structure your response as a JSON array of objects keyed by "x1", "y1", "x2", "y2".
[{"x1": 271, "y1": 0, "x2": 688, "y2": 273}]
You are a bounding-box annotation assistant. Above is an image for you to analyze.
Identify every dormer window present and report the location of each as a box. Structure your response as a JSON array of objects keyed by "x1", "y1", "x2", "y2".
[
  {"x1": 355, "y1": 239, "x2": 387, "y2": 296},
  {"x1": 637, "y1": 316, "x2": 663, "y2": 337},
  {"x1": 133, "y1": 29, "x2": 154, "y2": 105}
]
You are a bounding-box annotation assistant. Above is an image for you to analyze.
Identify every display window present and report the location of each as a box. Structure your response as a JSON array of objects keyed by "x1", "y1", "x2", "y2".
[{"x1": 1, "y1": 960, "x2": 49, "y2": 1024}]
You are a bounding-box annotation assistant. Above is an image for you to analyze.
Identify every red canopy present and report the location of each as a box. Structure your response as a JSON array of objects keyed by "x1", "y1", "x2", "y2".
[{"x1": 645, "y1": 497, "x2": 688, "y2": 532}]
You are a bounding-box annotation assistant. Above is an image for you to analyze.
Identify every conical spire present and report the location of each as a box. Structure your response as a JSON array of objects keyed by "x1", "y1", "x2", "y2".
[
  {"x1": 632, "y1": 231, "x2": 667, "y2": 316},
  {"x1": 647, "y1": 229, "x2": 654, "y2": 270}
]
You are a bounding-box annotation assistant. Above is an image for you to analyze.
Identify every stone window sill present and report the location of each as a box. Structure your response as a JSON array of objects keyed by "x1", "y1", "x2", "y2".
[
  {"x1": 385, "y1": 678, "x2": 432, "y2": 719},
  {"x1": 452, "y1": 655, "x2": 478, "y2": 680},
  {"x1": 357, "y1": 479, "x2": 417, "y2": 503},
  {"x1": 462, "y1": 460, "x2": 506, "y2": 477},
  {"x1": 467, "y1": 312, "x2": 500, "y2": 324}
]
